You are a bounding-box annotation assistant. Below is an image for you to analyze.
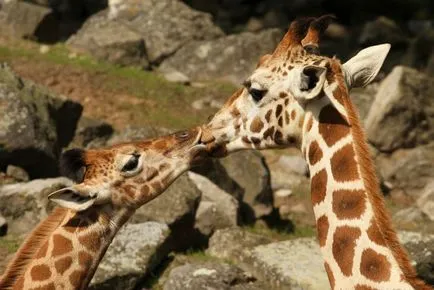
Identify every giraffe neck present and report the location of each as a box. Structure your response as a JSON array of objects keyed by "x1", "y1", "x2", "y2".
[
  {"x1": 0, "y1": 205, "x2": 133, "y2": 290},
  {"x1": 299, "y1": 88, "x2": 429, "y2": 289}
]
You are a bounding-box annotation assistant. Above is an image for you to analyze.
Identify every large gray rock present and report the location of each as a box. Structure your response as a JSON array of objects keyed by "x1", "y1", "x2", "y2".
[
  {"x1": 0, "y1": 214, "x2": 7, "y2": 236},
  {"x1": 90, "y1": 222, "x2": 171, "y2": 290},
  {"x1": 70, "y1": 116, "x2": 114, "y2": 149},
  {"x1": 159, "y1": 29, "x2": 283, "y2": 84},
  {"x1": 359, "y1": 16, "x2": 408, "y2": 47},
  {"x1": 416, "y1": 180, "x2": 434, "y2": 221},
  {"x1": 375, "y1": 142, "x2": 434, "y2": 199},
  {"x1": 207, "y1": 227, "x2": 273, "y2": 262},
  {"x1": 66, "y1": 11, "x2": 147, "y2": 67},
  {"x1": 366, "y1": 66, "x2": 434, "y2": 152},
  {"x1": 218, "y1": 151, "x2": 274, "y2": 221},
  {"x1": 188, "y1": 172, "x2": 239, "y2": 236},
  {"x1": 163, "y1": 262, "x2": 263, "y2": 290},
  {"x1": 0, "y1": 0, "x2": 58, "y2": 42},
  {"x1": 0, "y1": 63, "x2": 82, "y2": 178},
  {"x1": 68, "y1": 0, "x2": 223, "y2": 65},
  {"x1": 0, "y1": 177, "x2": 72, "y2": 235}
]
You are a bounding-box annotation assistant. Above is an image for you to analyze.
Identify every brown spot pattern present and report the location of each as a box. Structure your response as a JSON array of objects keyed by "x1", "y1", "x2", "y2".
[
  {"x1": 263, "y1": 127, "x2": 275, "y2": 140},
  {"x1": 311, "y1": 169, "x2": 327, "y2": 205},
  {"x1": 265, "y1": 110, "x2": 272, "y2": 122},
  {"x1": 52, "y1": 234, "x2": 73, "y2": 256},
  {"x1": 367, "y1": 221, "x2": 386, "y2": 246},
  {"x1": 79, "y1": 232, "x2": 101, "y2": 252},
  {"x1": 279, "y1": 92, "x2": 287, "y2": 98},
  {"x1": 278, "y1": 117, "x2": 283, "y2": 127},
  {"x1": 332, "y1": 226, "x2": 361, "y2": 276},
  {"x1": 318, "y1": 104, "x2": 350, "y2": 147},
  {"x1": 332, "y1": 189, "x2": 366, "y2": 220},
  {"x1": 144, "y1": 167, "x2": 158, "y2": 181},
  {"x1": 306, "y1": 115, "x2": 313, "y2": 132},
  {"x1": 55, "y1": 256, "x2": 73, "y2": 274},
  {"x1": 250, "y1": 117, "x2": 264, "y2": 133},
  {"x1": 330, "y1": 144, "x2": 360, "y2": 182},
  {"x1": 140, "y1": 185, "x2": 149, "y2": 196},
  {"x1": 290, "y1": 110, "x2": 296, "y2": 120},
  {"x1": 360, "y1": 249, "x2": 391, "y2": 282},
  {"x1": 316, "y1": 215, "x2": 329, "y2": 247},
  {"x1": 78, "y1": 251, "x2": 93, "y2": 268},
  {"x1": 324, "y1": 262, "x2": 335, "y2": 289},
  {"x1": 355, "y1": 285, "x2": 377, "y2": 290},
  {"x1": 274, "y1": 130, "x2": 284, "y2": 145},
  {"x1": 31, "y1": 264, "x2": 51, "y2": 281},
  {"x1": 69, "y1": 270, "x2": 83, "y2": 288},
  {"x1": 308, "y1": 141, "x2": 323, "y2": 166},
  {"x1": 275, "y1": 104, "x2": 283, "y2": 118}
]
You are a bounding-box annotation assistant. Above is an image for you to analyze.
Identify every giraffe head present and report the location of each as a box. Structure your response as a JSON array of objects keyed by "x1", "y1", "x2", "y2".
[
  {"x1": 49, "y1": 127, "x2": 206, "y2": 211},
  {"x1": 204, "y1": 16, "x2": 390, "y2": 154}
]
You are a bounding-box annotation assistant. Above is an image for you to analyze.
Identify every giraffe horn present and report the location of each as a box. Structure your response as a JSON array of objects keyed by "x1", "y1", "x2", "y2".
[
  {"x1": 301, "y1": 14, "x2": 336, "y2": 53},
  {"x1": 273, "y1": 17, "x2": 315, "y2": 57}
]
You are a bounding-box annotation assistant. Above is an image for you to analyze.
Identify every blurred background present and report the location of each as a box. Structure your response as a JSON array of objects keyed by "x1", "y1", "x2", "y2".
[{"x1": 0, "y1": 1, "x2": 433, "y2": 289}]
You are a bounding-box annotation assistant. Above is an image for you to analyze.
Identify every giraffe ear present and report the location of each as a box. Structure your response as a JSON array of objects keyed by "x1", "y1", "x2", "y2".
[
  {"x1": 343, "y1": 43, "x2": 391, "y2": 88},
  {"x1": 48, "y1": 187, "x2": 96, "y2": 211}
]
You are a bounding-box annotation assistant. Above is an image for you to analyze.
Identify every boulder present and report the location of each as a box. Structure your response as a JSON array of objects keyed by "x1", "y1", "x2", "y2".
[
  {"x1": 159, "y1": 29, "x2": 283, "y2": 84},
  {"x1": 130, "y1": 173, "x2": 203, "y2": 249},
  {"x1": 0, "y1": 0, "x2": 59, "y2": 42},
  {"x1": 375, "y1": 142, "x2": 434, "y2": 199},
  {"x1": 66, "y1": 11, "x2": 148, "y2": 67},
  {"x1": 0, "y1": 177, "x2": 72, "y2": 235},
  {"x1": 0, "y1": 63, "x2": 83, "y2": 178},
  {"x1": 5, "y1": 165, "x2": 29, "y2": 182},
  {"x1": 163, "y1": 262, "x2": 263, "y2": 290},
  {"x1": 350, "y1": 83, "x2": 379, "y2": 122},
  {"x1": 68, "y1": 0, "x2": 223, "y2": 65},
  {"x1": 70, "y1": 116, "x2": 114, "y2": 149},
  {"x1": 106, "y1": 126, "x2": 170, "y2": 146},
  {"x1": 366, "y1": 66, "x2": 434, "y2": 152},
  {"x1": 403, "y1": 29, "x2": 434, "y2": 74},
  {"x1": 90, "y1": 222, "x2": 171, "y2": 290},
  {"x1": 207, "y1": 227, "x2": 273, "y2": 262},
  {"x1": 188, "y1": 172, "x2": 239, "y2": 236},
  {"x1": 358, "y1": 16, "x2": 408, "y2": 48},
  {"x1": 416, "y1": 180, "x2": 434, "y2": 221}
]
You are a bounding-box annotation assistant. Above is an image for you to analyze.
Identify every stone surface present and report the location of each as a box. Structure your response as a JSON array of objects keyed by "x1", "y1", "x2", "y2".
[
  {"x1": 5, "y1": 165, "x2": 29, "y2": 182},
  {"x1": 163, "y1": 262, "x2": 262, "y2": 290},
  {"x1": 70, "y1": 116, "x2": 114, "y2": 148},
  {"x1": 163, "y1": 71, "x2": 190, "y2": 85},
  {"x1": 0, "y1": 177, "x2": 72, "y2": 235},
  {"x1": 375, "y1": 142, "x2": 434, "y2": 199},
  {"x1": 0, "y1": 0, "x2": 58, "y2": 42},
  {"x1": 217, "y1": 151, "x2": 274, "y2": 221},
  {"x1": 359, "y1": 16, "x2": 408, "y2": 47},
  {"x1": 207, "y1": 227, "x2": 272, "y2": 262},
  {"x1": 0, "y1": 63, "x2": 82, "y2": 178},
  {"x1": 68, "y1": 0, "x2": 223, "y2": 65},
  {"x1": 416, "y1": 180, "x2": 434, "y2": 221},
  {"x1": 188, "y1": 172, "x2": 239, "y2": 236},
  {"x1": 90, "y1": 222, "x2": 171, "y2": 290},
  {"x1": 159, "y1": 29, "x2": 283, "y2": 84},
  {"x1": 106, "y1": 126, "x2": 170, "y2": 146},
  {"x1": 366, "y1": 66, "x2": 434, "y2": 152},
  {"x1": 67, "y1": 10, "x2": 148, "y2": 67}
]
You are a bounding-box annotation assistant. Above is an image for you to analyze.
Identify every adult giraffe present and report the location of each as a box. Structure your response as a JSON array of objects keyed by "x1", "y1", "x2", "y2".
[
  {"x1": 0, "y1": 127, "x2": 206, "y2": 290},
  {"x1": 202, "y1": 16, "x2": 432, "y2": 290}
]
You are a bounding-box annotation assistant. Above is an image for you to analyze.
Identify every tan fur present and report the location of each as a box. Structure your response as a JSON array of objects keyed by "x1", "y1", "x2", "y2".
[
  {"x1": 330, "y1": 60, "x2": 432, "y2": 290},
  {"x1": 0, "y1": 207, "x2": 68, "y2": 289}
]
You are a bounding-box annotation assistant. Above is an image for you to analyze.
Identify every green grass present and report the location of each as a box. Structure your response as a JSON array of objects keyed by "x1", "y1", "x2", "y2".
[
  {"x1": 0, "y1": 41, "x2": 237, "y2": 130},
  {"x1": 0, "y1": 236, "x2": 21, "y2": 254}
]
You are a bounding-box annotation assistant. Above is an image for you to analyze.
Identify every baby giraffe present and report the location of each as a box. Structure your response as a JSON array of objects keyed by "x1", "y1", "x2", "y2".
[
  {"x1": 0, "y1": 127, "x2": 206, "y2": 290},
  {"x1": 203, "y1": 16, "x2": 432, "y2": 290}
]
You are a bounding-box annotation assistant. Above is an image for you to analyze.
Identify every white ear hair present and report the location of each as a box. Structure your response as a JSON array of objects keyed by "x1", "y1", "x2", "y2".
[
  {"x1": 48, "y1": 187, "x2": 96, "y2": 211},
  {"x1": 343, "y1": 43, "x2": 391, "y2": 88}
]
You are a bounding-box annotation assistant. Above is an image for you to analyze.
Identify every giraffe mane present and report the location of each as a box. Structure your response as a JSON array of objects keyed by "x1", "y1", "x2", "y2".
[
  {"x1": 331, "y1": 62, "x2": 431, "y2": 289},
  {"x1": 0, "y1": 207, "x2": 69, "y2": 289}
]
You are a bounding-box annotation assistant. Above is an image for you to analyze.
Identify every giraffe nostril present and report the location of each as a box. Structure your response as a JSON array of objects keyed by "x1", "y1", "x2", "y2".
[{"x1": 174, "y1": 130, "x2": 190, "y2": 140}]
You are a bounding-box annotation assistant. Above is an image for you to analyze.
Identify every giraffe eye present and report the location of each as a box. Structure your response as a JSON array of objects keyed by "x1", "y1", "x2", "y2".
[
  {"x1": 121, "y1": 154, "x2": 140, "y2": 172},
  {"x1": 249, "y1": 88, "x2": 267, "y2": 102}
]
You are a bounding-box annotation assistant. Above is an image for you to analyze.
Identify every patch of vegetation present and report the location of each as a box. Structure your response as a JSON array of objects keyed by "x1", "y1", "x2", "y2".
[{"x1": 0, "y1": 236, "x2": 21, "y2": 254}]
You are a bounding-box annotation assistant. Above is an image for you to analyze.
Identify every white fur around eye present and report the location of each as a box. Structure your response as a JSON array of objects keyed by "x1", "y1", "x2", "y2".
[{"x1": 118, "y1": 154, "x2": 143, "y2": 177}]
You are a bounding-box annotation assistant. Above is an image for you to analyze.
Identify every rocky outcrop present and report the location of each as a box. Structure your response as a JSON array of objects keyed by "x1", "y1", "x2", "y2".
[
  {"x1": 70, "y1": 116, "x2": 114, "y2": 149},
  {"x1": 90, "y1": 222, "x2": 171, "y2": 290},
  {"x1": 0, "y1": 214, "x2": 7, "y2": 236},
  {"x1": 0, "y1": 64, "x2": 82, "y2": 178},
  {"x1": 416, "y1": 180, "x2": 434, "y2": 221},
  {"x1": 163, "y1": 262, "x2": 263, "y2": 290},
  {"x1": 159, "y1": 29, "x2": 283, "y2": 84},
  {"x1": 375, "y1": 142, "x2": 434, "y2": 199},
  {"x1": 67, "y1": 0, "x2": 223, "y2": 66},
  {"x1": 366, "y1": 66, "x2": 434, "y2": 152},
  {"x1": 0, "y1": 177, "x2": 72, "y2": 235},
  {"x1": 188, "y1": 172, "x2": 239, "y2": 236}
]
